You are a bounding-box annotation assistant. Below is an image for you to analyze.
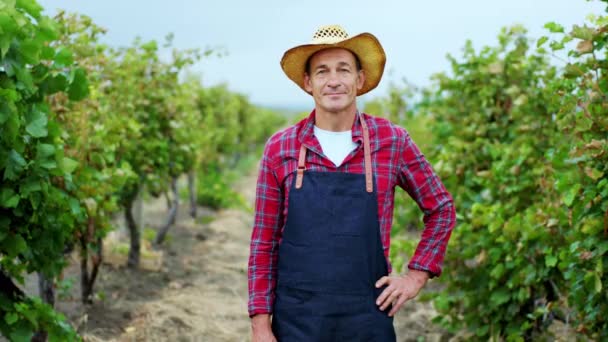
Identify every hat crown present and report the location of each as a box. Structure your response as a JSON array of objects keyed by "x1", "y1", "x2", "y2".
[{"x1": 310, "y1": 25, "x2": 350, "y2": 44}]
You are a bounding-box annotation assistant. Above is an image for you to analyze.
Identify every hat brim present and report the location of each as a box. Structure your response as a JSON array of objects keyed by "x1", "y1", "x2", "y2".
[{"x1": 280, "y1": 32, "x2": 386, "y2": 96}]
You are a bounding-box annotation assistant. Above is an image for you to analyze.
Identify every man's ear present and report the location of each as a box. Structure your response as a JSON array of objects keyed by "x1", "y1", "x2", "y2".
[
  {"x1": 357, "y1": 70, "x2": 365, "y2": 91},
  {"x1": 304, "y1": 73, "x2": 313, "y2": 93}
]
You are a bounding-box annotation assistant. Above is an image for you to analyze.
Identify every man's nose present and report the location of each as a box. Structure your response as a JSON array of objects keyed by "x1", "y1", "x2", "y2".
[{"x1": 326, "y1": 71, "x2": 340, "y2": 87}]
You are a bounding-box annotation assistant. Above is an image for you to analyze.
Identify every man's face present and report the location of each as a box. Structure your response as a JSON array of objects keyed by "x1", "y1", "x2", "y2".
[{"x1": 304, "y1": 48, "x2": 365, "y2": 115}]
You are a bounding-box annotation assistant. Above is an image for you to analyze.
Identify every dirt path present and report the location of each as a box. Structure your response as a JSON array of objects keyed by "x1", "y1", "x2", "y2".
[{"x1": 43, "y1": 166, "x2": 448, "y2": 341}]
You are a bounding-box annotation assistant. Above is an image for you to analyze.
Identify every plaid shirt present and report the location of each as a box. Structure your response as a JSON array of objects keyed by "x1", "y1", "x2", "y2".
[{"x1": 248, "y1": 110, "x2": 455, "y2": 317}]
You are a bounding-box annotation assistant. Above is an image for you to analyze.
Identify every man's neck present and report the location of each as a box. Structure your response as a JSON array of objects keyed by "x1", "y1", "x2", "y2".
[{"x1": 314, "y1": 108, "x2": 357, "y2": 132}]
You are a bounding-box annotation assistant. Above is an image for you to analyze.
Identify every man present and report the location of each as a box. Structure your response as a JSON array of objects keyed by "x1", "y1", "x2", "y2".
[{"x1": 248, "y1": 25, "x2": 455, "y2": 341}]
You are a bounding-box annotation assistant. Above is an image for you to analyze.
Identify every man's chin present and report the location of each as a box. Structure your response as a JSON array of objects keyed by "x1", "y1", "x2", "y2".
[{"x1": 320, "y1": 101, "x2": 349, "y2": 113}]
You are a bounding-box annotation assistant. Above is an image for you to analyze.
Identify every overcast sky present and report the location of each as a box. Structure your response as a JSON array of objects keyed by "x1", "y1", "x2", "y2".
[{"x1": 38, "y1": 0, "x2": 605, "y2": 110}]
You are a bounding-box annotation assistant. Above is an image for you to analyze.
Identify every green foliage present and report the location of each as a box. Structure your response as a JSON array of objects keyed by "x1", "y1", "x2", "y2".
[
  {"x1": 0, "y1": 296, "x2": 80, "y2": 341},
  {"x1": 422, "y1": 24, "x2": 584, "y2": 339},
  {"x1": 107, "y1": 35, "x2": 200, "y2": 199},
  {"x1": 389, "y1": 236, "x2": 418, "y2": 274},
  {"x1": 1, "y1": 1, "x2": 286, "y2": 339},
  {"x1": 540, "y1": 11, "x2": 608, "y2": 338},
  {"x1": 195, "y1": 162, "x2": 249, "y2": 210},
  {"x1": 383, "y1": 12, "x2": 608, "y2": 341},
  {"x1": 49, "y1": 10, "x2": 138, "y2": 297},
  {"x1": 55, "y1": 277, "x2": 75, "y2": 301},
  {"x1": 192, "y1": 145, "x2": 264, "y2": 212},
  {"x1": 190, "y1": 83, "x2": 284, "y2": 210},
  {"x1": 193, "y1": 83, "x2": 286, "y2": 170},
  {"x1": 0, "y1": 0, "x2": 82, "y2": 338}
]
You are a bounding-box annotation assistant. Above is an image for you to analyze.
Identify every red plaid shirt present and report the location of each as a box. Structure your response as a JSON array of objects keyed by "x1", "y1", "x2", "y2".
[{"x1": 248, "y1": 110, "x2": 455, "y2": 317}]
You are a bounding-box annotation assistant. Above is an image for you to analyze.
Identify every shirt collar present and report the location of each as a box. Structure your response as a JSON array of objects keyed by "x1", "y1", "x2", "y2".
[{"x1": 298, "y1": 109, "x2": 366, "y2": 156}]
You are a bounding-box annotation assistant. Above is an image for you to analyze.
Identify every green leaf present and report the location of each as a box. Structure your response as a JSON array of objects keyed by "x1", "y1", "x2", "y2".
[
  {"x1": 490, "y1": 289, "x2": 510, "y2": 306},
  {"x1": 60, "y1": 157, "x2": 78, "y2": 174},
  {"x1": 69, "y1": 197, "x2": 81, "y2": 215},
  {"x1": 141, "y1": 40, "x2": 158, "y2": 52},
  {"x1": 39, "y1": 159, "x2": 57, "y2": 170},
  {"x1": 563, "y1": 63, "x2": 581, "y2": 78},
  {"x1": 16, "y1": 0, "x2": 42, "y2": 19},
  {"x1": 40, "y1": 45, "x2": 54, "y2": 60},
  {"x1": 25, "y1": 108, "x2": 48, "y2": 138},
  {"x1": 36, "y1": 144, "x2": 55, "y2": 158},
  {"x1": 0, "y1": 101, "x2": 13, "y2": 124},
  {"x1": 0, "y1": 188, "x2": 20, "y2": 208},
  {"x1": 14, "y1": 302, "x2": 38, "y2": 330},
  {"x1": 549, "y1": 40, "x2": 565, "y2": 51},
  {"x1": 68, "y1": 67, "x2": 89, "y2": 101},
  {"x1": 0, "y1": 12, "x2": 16, "y2": 38},
  {"x1": 8, "y1": 321, "x2": 33, "y2": 342},
  {"x1": 545, "y1": 255, "x2": 558, "y2": 267},
  {"x1": 53, "y1": 48, "x2": 73, "y2": 67},
  {"x1": 3, "y1": 194, "x2": 21, "y2": 208},
  {"x1": 4, "y1": 234, "x2": 27, "y2": 256},
  {"x1": 475, "y1": 324, "x2": 489, "y2": 337},
  {"x1": 4, "y1": 149, "x2": 27, "y2": 180},
  {"x1": 0, "y1": 35, "x2": 10, "y2": 58},
  {"x1": 598, "y1": 242, "x2": 608, "y2": 256},
  {"x1": 571, "y1": 25, "x2": 594, "y2": 40},
  {"x1": 37, "y1": 16, "x2": 58, "y2": 41},
  {"x1": 12, "y1": 9, "x2": 27, "y2": 29},
  {"x1": 0, "y1": 87, "x2": 20, "y2": 102},
  {"x1": 490, "y1": 263, "x2": 505, "y2": 279},
  {"x1": 20, "y1": 180, "x2": 41, "y2": 196},
  {"x1": 19, "y1": 40, "x2": 40, "y2": 64},
  {"x1": 0, "y1": 0, "x2": 16, "y2": 10},
  {"x1": 594, "y1": 273, "x2": 602, "y2": 294},
  {"x1": 47, "y1": 120, "x2": 61, "y2": 141},
  {"x1": 5, "y1": 312, "x2": 18, "y2": 325},
  {"x1": 14, "y1": 63, "x2": 35, "y2": 93},
  {"x1": 41, "y1": 73, "x2": 68, "y2": 95},
  {"x1": 575, "y1": 114, "x2": 593, "y2": 132},
  {"x1": 563, "y1": 184, "x2": 581, "y2": 207},
  {"x1": 544, "y1": 22, "x2": 564, "y2": 33},
  {"x1": 3, "y1": 113, "x2": 20, "y2": 149},
  {"x1": 536, "y1": 36, "x2": 549, "y2": 48}
]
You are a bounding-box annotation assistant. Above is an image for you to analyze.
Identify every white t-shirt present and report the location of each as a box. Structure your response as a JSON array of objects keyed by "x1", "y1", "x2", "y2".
[{"x1": 314, "y1": 126, "x2": 358, "y2": 167}]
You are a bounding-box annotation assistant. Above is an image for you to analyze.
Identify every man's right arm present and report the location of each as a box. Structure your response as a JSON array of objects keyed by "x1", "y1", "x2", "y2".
[{"x1": 248, "y1": 140, "x2": 284, "y2": 318}]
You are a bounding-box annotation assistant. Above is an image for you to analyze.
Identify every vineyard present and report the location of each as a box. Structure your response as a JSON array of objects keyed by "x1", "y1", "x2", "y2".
[
  {"x1": 0, "y1": 1, "x2": 285, "y2": 340},
  {"x1": 1, "y1": 0, "x2": 607, "y2": 341}
]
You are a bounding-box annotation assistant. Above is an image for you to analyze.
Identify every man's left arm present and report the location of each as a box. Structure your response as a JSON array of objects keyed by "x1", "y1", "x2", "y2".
[{"x1": 376, "y1": 130, "x2": 456, "y2": 316}]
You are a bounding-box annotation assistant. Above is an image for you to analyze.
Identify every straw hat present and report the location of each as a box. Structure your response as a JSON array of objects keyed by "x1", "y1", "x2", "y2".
[{"x1": 280, "y1": 25, "x2": 386, "y2": 96}]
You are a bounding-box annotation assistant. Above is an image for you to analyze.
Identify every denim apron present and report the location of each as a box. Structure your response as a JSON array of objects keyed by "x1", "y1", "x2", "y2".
[{"x1": 272, "y1": 115, "x2": 396, "y2": 341}]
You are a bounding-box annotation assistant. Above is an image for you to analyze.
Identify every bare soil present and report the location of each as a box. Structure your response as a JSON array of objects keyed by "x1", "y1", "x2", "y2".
[{"x1": 21, "y1": 167, "x2": 451, "y2": 342}]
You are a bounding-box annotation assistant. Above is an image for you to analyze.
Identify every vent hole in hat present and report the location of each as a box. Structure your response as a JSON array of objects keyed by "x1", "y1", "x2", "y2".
[{"x1": 312, "y1": 25, "x2": 349, "y2": 40}]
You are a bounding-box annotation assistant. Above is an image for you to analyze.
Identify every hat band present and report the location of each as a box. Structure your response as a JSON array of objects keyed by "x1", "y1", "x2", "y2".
[{"x1": 310, "y1": 37, "x2": 348, "y2": 44}]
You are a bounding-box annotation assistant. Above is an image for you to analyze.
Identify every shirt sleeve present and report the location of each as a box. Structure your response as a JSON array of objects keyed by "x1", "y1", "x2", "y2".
[
  {"x1": 248, "y1": 139, "x2": 283, "y2": 316},
  {"x1": 397, "y1": 131, "x2": 456, "y2": 277}
]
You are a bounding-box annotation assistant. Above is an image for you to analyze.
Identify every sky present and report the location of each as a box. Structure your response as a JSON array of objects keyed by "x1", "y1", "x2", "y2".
[{"x1": 38, "y1": 0, "x2": 606, "y2": 110}]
